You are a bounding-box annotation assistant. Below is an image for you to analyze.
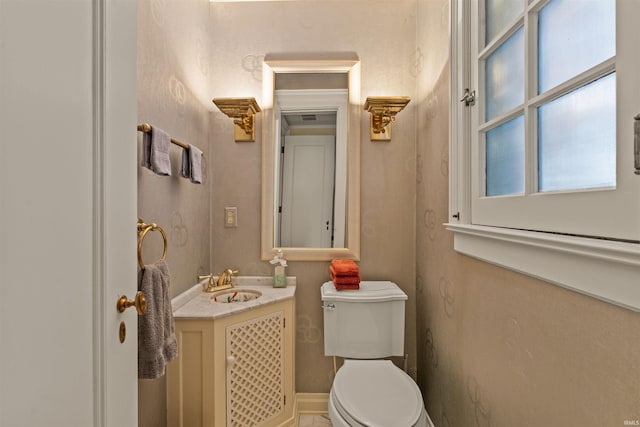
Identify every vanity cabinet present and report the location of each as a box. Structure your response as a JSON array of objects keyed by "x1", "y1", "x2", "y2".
[{"x1": 167, "y1": 297, "x2": 295, "y2": 427}]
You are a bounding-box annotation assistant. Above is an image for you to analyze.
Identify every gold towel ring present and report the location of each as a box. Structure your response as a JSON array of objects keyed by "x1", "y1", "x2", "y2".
[{"x1": 137, "y1": 218, "x2": 168, "y2": 270}]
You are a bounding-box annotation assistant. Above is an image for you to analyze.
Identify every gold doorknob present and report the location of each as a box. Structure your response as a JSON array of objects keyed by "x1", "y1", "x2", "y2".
[{"x1": 117, "y1": 291, "x2": 147, "y2": 315}]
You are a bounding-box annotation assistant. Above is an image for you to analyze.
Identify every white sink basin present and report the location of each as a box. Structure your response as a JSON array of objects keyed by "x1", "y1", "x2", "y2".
[{"x1": 211, "y1": 289, "x2": 262, "y2": 304}]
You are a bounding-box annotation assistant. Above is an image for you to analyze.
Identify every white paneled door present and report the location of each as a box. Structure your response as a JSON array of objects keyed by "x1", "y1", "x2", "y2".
[
  {"x1": 280, "y1": 135, "x2": 336, "y2": 248},
  {"x1": 0, "y1": 1, "x2": 138, "y2": 426}
]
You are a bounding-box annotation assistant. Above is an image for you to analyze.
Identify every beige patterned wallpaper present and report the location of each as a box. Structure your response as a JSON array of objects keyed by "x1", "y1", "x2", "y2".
[
  {"x1": 137, "y1": 0, "x2": 214, "y2": 425},
  {"x1": 207, "y1": 0, "x2": 420, "y2": 393},
  {"x1": 137, "y1": 0, "x2": 214, "y2": 294},
  {"x1": 416, "y1": 1, "x2": 640, "y2": 426},
  {"x1": 137, "y1": 0, "x2": 640, "y2": 426}
]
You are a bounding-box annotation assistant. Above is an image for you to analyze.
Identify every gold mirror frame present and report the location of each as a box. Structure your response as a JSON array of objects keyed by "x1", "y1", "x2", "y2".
[{"x1": 261, "y1": 54, "x2": 361, "y2": 261}]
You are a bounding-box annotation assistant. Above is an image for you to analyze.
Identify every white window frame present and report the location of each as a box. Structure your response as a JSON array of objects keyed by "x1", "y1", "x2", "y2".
[{"x1": 448, "y1": 0, "x2": 640, "y2": 312}]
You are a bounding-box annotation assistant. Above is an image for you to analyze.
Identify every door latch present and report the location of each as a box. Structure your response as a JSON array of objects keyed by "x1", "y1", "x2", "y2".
[{"x1": 460, "y1": 88, "x2": 476, "y2": 107}]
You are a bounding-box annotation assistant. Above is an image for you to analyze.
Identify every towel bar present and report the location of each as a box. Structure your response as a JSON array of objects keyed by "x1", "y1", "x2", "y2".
[
  {"x1": 137, "y1": 218, "x2": 168, "y2": 270},
  {"x1": 137, "y1": 123, "x2": 190, "y2": 150}
]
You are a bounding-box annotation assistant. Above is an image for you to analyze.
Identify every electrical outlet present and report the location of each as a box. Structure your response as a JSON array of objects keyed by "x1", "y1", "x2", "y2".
[{"x1": 224, "y1": 207, "x2": 238, "y2": 227}]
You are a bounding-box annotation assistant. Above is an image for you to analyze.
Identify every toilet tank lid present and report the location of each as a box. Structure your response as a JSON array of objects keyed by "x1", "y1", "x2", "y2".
[{"x1": 321, "y1": 281, "x2": 408, "y2": 302}]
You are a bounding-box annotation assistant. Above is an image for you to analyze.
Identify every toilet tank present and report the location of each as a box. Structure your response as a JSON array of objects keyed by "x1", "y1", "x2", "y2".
[{"x1": 321, "y1": 281, "x2": 407, "y2": 359}]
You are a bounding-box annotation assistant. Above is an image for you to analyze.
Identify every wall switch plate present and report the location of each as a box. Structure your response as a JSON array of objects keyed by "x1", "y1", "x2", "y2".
[{"x1": 224, "y1": 207, "x2": 238, "y2": 227}]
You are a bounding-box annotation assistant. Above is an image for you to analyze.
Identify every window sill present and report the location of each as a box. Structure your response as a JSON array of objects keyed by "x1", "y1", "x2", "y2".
[{"x1": 446, "y1": 223, "x2": 640, "y2": 312}]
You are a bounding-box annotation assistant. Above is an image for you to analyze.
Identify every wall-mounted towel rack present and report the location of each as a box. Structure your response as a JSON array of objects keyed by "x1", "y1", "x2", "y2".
[
  {"x1": 137, "y1": 218, "x2": 168, "y2": 270},
  {"x1": 137, "y1": 123, "x2": 189, "y2": 150}
]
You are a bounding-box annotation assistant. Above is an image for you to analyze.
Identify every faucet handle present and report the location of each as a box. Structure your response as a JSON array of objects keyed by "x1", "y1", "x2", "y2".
[
  {"x1": 198, "y1": 274, "x2": 217, "y2": 292},
  {"x1": 216, "y1": 269, "x2": 238, "y2": 288},
  {"x1": 219, "y1": 269, "x2": 238, "y2": 278},
  {"x1": 216, "y1": 268, "x2": 239, "y2": 277},
  {"x1": 227, "y1": 269, "x2": 239, "y2": 284}
]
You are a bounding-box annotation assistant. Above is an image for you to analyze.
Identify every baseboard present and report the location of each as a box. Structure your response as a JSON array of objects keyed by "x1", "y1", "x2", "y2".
[
  {"x1": 271, "y1": 392, "x2": 298, "y2": 427},
  {"x1": 295, "y1": 393, "x2": 329, "y2": 414}
]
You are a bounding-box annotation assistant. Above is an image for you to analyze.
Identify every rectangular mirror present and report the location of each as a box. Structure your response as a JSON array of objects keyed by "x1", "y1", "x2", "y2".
[{"x1": 261, "y1": 54, "x2": 361, "y2": 261}]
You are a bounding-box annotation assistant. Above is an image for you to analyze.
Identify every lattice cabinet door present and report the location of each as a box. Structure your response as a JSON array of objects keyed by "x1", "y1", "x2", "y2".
[{"x1": 225, "y1": 310, "x2": 285, "y2": 427}]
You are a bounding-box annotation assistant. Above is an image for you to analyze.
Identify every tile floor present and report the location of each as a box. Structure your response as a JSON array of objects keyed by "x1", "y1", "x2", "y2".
[{"x1": 298, "y1": 413, "x2": 333, "y2": 426}]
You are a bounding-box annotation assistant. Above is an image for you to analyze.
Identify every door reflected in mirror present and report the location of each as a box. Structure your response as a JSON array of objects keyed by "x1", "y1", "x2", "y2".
[
  {"x1": 261, "y1": 55, "x2": 360, "y2": 261},
  {"x1": 278, "y1": 130, "x2": 336, "y2": 248},
  {"x1": 275, "y1": 87, "x2": 347, "y2": 249}
]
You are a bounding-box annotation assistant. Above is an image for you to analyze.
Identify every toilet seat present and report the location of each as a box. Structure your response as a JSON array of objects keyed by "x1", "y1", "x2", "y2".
[{"x1": 330, "y1": 360, "x2": 426, "y2": 427}]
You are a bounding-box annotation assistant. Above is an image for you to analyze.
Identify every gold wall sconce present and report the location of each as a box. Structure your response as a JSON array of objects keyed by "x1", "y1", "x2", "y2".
[
  {"x1": 364, "y1": 96, "x2": 411, "y2": 141},
  {"x1": 212, "y1": 97, "x2": 262, "y2": 142}
]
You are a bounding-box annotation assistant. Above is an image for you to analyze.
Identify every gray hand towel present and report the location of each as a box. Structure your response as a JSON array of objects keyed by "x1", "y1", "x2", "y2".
[
  {"x1": 179, "y1": 144, "x2": 203, "y2": 184},
  {"x1": 138, "y1": 259, "x2": 178, "y2": 379},
  {"x1": 142, "y1": 125, "x2": 172, "y2": 176}
]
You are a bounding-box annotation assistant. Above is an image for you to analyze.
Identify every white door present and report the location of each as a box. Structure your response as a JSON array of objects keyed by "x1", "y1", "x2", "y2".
[
  {"x1": 280, "y1": 135, "x2": 335, "y2": 247},
  {"x1": 0, "y1": 1, "x2": 138, "y2": 426}
]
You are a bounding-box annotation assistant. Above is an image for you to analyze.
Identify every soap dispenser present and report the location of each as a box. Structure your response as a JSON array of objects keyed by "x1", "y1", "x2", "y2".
[{"x1": 270, "y1": 250, "x2": 288, "y2": 288}]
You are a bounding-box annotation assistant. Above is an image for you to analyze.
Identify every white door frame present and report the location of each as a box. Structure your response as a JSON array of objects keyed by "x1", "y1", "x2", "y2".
[{"x1": 95, "y1": 0, "x2": 139, "y2": 425}]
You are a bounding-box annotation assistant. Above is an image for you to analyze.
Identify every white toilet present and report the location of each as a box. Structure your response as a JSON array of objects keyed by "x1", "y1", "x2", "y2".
[{"x1": 321, "y1": 281, "x2": 435, "y2": 427}]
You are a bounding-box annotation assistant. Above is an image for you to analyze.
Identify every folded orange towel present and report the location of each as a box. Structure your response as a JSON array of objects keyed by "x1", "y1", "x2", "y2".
[
  {"x1": 329, "y1": 259, "x2": 360, "y2": 290},
  {"x1": 330, "y1": 259, "x2": 359, "y2": 275},
  {"x1": 330, "y1": 264, "x2": 361, "y2": 278},
  {"x1": 331, "y1": 272, "x2": 361, "y2": 285},
  {"x1": 335, "y1": 283, "x2": 360, "y2": 291}
]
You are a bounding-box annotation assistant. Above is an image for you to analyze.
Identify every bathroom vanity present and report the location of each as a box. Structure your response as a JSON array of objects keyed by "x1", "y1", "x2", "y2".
[{"x1": 166, "y1": 277, "x2": 296, "y2": 427}]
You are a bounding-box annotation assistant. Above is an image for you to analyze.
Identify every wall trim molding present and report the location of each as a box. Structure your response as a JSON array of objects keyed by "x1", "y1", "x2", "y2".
[
  {"x1": 447, "y1": 223, "x2": 640, "y2": 311},
  {"x1": 295, "y1": 393, "x2": 329, "y2": 414},
  {"x1": 271, "y1": 393, "x2": 330, "y2": 427}
]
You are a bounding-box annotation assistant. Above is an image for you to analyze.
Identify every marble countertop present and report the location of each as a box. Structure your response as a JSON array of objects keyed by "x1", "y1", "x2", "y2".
[{"x1": 172, "y1": 276, "x2": 296, "y2": 320}]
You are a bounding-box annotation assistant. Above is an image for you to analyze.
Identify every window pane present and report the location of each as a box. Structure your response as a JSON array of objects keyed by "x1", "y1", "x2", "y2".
[
  {"x1": 486, "y1": 115, "x2": 525, "y2": 196},
  {"x1": 485, "y1": 27, "x2": 524, "y2": 121},
  {"x1": 538, "y1": 73, "x2": 616, "y2": 192},
  {"x1": 538, "y1": 0, "x2": 615, "y2": 93},
  {"x1": 485, "y1": 0, "x2": 523, "y2": 44}
]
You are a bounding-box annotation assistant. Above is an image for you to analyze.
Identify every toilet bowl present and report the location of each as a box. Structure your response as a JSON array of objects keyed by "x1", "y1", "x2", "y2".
[
  {"x1": 321, "y1": 281, "x2": 435, "y2": 427},
  {"x1": 327, "y1": 360, "x2": 433, "y2": 427}
]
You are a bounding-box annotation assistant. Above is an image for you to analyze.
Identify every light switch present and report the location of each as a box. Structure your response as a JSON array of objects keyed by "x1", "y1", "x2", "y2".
[{"x1": 225, "y1": 207, "x2": 238, "y2": 227}]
